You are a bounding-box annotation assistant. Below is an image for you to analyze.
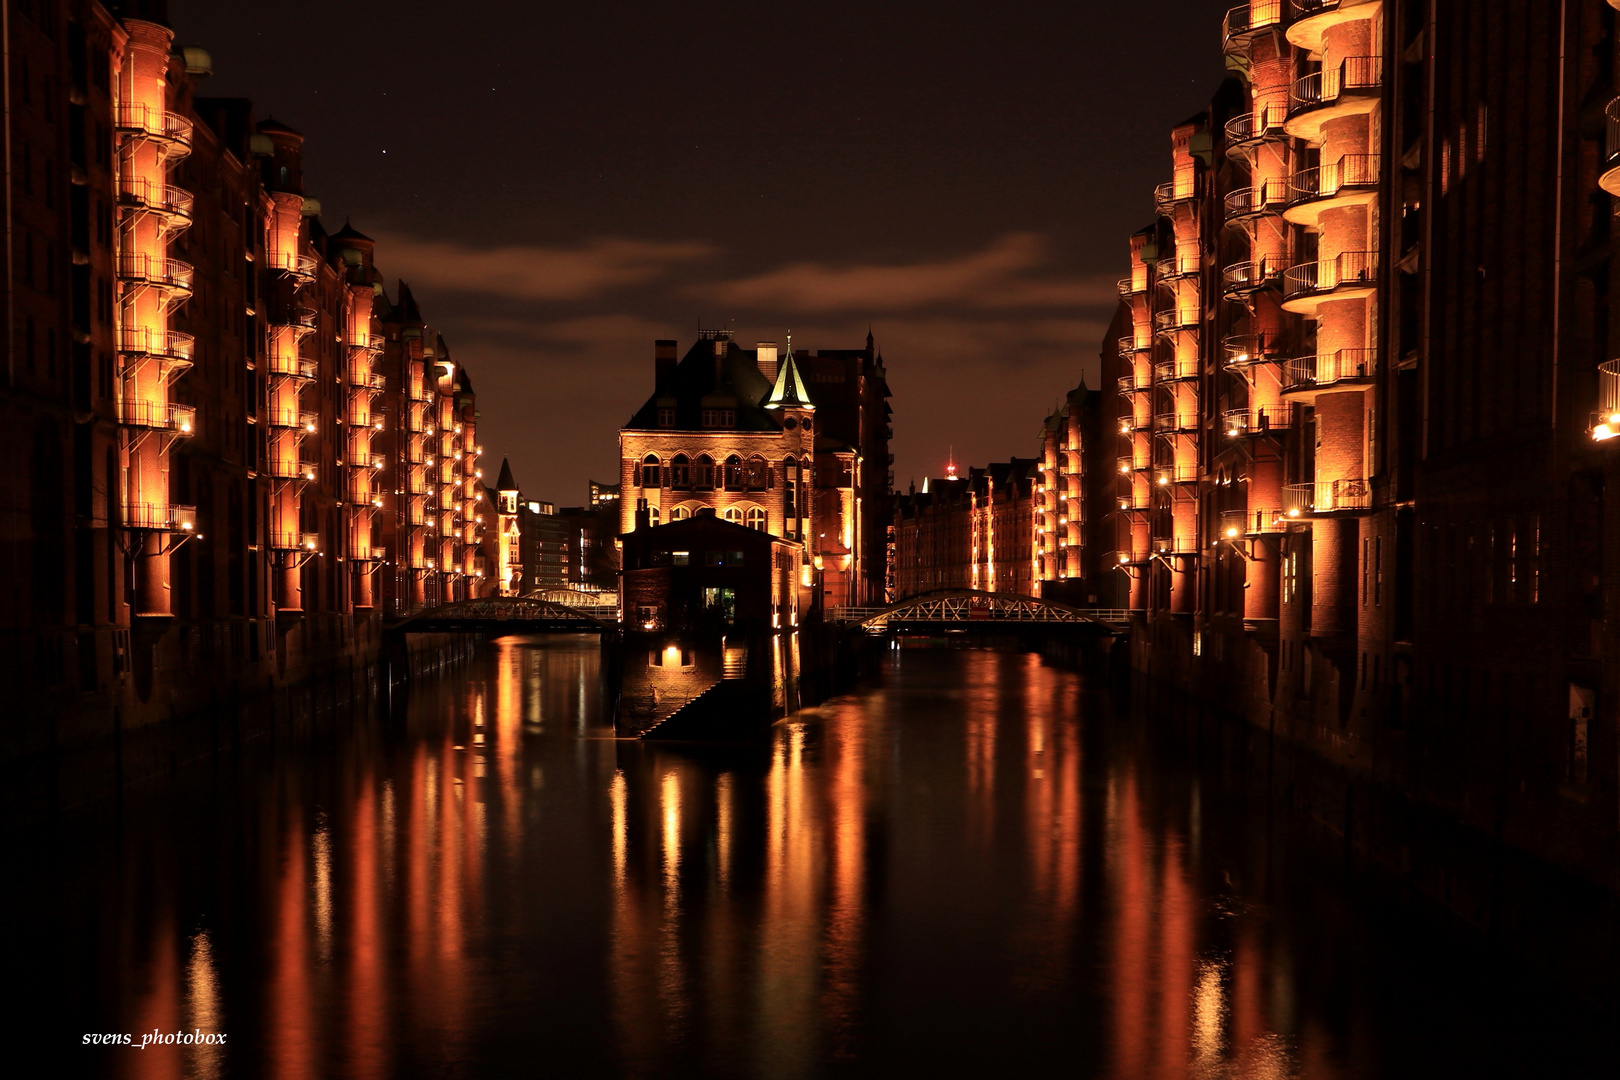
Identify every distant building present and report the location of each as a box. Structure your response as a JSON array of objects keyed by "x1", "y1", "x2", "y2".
[
  {"x1": 893, "y1": 459, "x2": 1038, "y2": 600},
  {"x1": 618, "y1": 330, "x2": 891, "y2": 609},
  {"x1": 1035, "y1": 379, "x2": 1120, "y2": 606}
]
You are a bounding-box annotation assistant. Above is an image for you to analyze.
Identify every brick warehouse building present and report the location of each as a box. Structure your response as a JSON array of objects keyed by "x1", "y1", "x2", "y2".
[
  {"x1": 618, "y1": 330, "x2": 892, "y2": 609},
  {"x1": 1086, "y1": 0, "x2": 1620, "y2": 920},
  {"x1": 0, "y1": 0, "x2": 489, "y2": 803}
]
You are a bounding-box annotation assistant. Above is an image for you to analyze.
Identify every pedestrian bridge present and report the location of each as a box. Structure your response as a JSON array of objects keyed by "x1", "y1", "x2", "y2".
[
  {"x1": 390, "y1": 595, "x2": 615, "y2": 634},
  {"x1": 830, "y1": 590, "x2": 1130, "y2": 633}
]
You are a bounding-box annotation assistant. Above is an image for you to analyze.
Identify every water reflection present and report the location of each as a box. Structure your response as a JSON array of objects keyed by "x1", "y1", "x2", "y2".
[{"x1": 13, "y1": 639, "x2": 1612, "y2": 1078}]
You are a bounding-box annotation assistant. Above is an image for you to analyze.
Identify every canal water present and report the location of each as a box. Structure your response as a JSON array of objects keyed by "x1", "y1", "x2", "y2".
[{"x1": 15, "y1": 637, "x2": 1614, "y2": 1078}]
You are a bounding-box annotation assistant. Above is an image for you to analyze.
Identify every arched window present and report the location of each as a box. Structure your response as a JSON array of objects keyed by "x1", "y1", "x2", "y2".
[
  {"x1": 782, "y1": 456, "x2": 798, "y2": 520},
  {"x1": 671, "y1": 454, "x2": 690, "y2": 489},
  {"x1": 747, "y1": 507, "x2": 766, "y2": 531},
  {"x1": 649, "y1": 507, "x2": 660, "y2": 526},
  {"x1": 641, "y1": 454, "x2": 661, "y2": 488},
  {"x1": 671, "y1": 506, "x2": 690, "y2": 521},
  {"x1": 746, "y1": 454, "x2": 767, "y2": 490},
  {"x1": 696, "y1": 454, "x2": 715, "y2": 490},
  {"x1": 724, "y1": 507, "x2": 741, "y2": 523},
  {"x1": 724, "y1": 454, "x2": 743, "y2": 490}
]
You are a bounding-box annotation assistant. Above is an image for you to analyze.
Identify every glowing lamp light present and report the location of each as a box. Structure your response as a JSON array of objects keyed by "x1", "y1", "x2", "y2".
[
  {"x1": 181, "y1": 521, "x2": 194, "y2": 532},
  {"x1": 375, "y1": 421, "x2": 383, "y2": 431},
  {"x1": 1157, "y1": 476, "x2": 1169, "y2": 486},
  {"x1": 304, "y1": 539, "x2": 316, "y2": 550},
  {"x1": 1119, "y1": 463, "x2": 1129, "y2": 474},
  {"x1": 1117, "y1": 553, "x2": 1129, "y2": 564},
  {"x1": 179, "y1": 419, "x2": 193, "y2": 433},
  {"x1": 1595, "y1": 423, "x2": 1619, "y2": 442},
  {"x1": 1287, "y1": 507, "x2": 1301, "y2": 517},
  {"x1": 1225, "y1": 527, "x2": 1239, "y2": 538}
]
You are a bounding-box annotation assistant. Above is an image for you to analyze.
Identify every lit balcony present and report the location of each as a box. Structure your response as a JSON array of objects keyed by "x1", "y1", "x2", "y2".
[
  {"x1": 1154, "y1": 463, "x2": 1198, "y2": 485},
  {"x1": 1222, "y1": 404, "x2": 1291, "y2": 436},
  {"x1": 116, "y1": 176, "x2": 193, "y2": 222},
  {"x1": 1220, "y1": 255, "x2": 1286, "y2": 299},
  {"x1": 1223, "y1": 104, "x2": 1287, "y2": 159},
  {"x1": 1222, "y1": 1, "x2": 1285, "y2": 51},
  {"x1": 266, "y1": 350, "x2": 317, "y2": 381},
  {"x1": 1153, "y1": 174, "x2": 1202, "y2": 215},
  {"x1": 119, "y1": 400, "x2": 195, "y2": 434},
  {"x1": 1118, "y1": 414, "x2": 1147, "y2": 435},
  {"x1": 271, "y1": 306, "x2": 319, "y2": 331},
  {"x1": 1283, "y1": 478, "x2": 1371, "y2": 516},
  {"x1": 1282, "y1": 250, "x2": 1377, "y2": 313},
  {"x1": 1283, "y1": 348, "x2": 1376, "y2": 396},
  {"x1": 266, "y1": 251, "x2": 320, "y2": 281},
  {"x1": 1156, "y1": 253, "x2": 1202, "y2": 281},
  {"x1": 119, "y1": 327, "x2": 195, "y2": 366},
  {"x1": 407, "y1": 502, "x2": 427, "y2": 526},
  {"x1": 1593, "y1": 359, "x2": 1620, "y2": 441},
  {"x1": 1220, "y1": 507, "x2": 1285, "y2": 537},
  {"x1": 1285, "y1": 56, "x2": 1382, "y2": 142},
  {"x1": 117, "y1": 253, "x2": 194, "y2": 295},
  {"x1": 348, "y1": 369, "x2": 387, "y2": 391},
  {"x1": 410, "y1": 381, "x2": 436, "y2": 403},
  {"x1": 1223, "y1": 180, "x2": 1288, "y2": 224},
  {"x1": 1153, "y1": 307, "x2": 1200, "y2": 334},
  {"x1": 1602, "y1": 99, "x2": 1620, "y2": 198},
  {"x1": 268, "y1": 408, "x2": 318, "y2": 432},
  {"x1": 1153, "y1": 410, "x2": 1200, "y2": 433},
  {"x1": 1117, "y1": 270, "x2": 1149, "y2": 296},
  {"x1": 1221, "y1": 332, "x2": 1282, "y2": 370},
  {"x1": 113, "y1": 103, "x2": 193, "y2": 154},
  {"x1": 1155, "y1": 354, "x2": 1199, "y2": 382},
  {"x1": 123, "y1": 502, "x2": 197, "y2": 532},
  {"x1": 1114, "y1": 549, "x2": 1152, "y2": 566},
  {"x1": 1118, "y1": 335, "x2": 1151, "y2": 360},
  {"x1": 1153, "y1": 535, "x2": 1201, "y2": 556},
  {"x1": 1284, "y1": 154, "x2": 1380, "y2": 225},
  {"x1": 1285, "y1": 0, "x2": 1376, "y2": 54},
  {"x1": 265, "y1": 457, "x2": 317, "y2": 482}
]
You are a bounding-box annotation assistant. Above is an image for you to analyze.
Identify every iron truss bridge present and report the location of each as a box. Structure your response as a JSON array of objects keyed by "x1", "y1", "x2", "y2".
[
  {"x1": 830, "y1": 590, "x2": 1131, "y2": 633},
  {"x1": 522, "y1": 588, "x2": 620, "y2": 621},
  {"x1": 390, "y1": 596, "x2": 615, "y2": 634}
]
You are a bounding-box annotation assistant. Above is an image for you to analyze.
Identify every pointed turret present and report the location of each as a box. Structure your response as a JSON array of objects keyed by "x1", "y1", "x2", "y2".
[
  {"x1": 764, "y1": 334, "x2": 814, "y2": 411},
  {"x1": 496, "y1": 456, "x2": 517, "y2": 493}
]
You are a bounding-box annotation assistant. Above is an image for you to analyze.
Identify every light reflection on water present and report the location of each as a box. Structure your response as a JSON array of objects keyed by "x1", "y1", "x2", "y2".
[{"x1": 13, "y1": 637, "x2": 1613, "y2": 1078}]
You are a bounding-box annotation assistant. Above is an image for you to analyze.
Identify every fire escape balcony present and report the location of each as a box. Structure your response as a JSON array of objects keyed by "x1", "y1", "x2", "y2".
[
  {"x1": 113, "y1": 103, "x2": 193, "y2": 155},
  {"x1": 1602, "y1": 99, "x2": 1620, "y2": 198},
  {"x1": 1221, "y1": 507, "x2": 1286, "y2": 538},
  {"x1": 1118, "y1": 414, "x2": 1149, "y2": 436},
  {"x1": 1222, "y1": 0, "x2": 1285, "y2": 57},
  {"x1": 116, "y1": 175, "x2": 193, "y2": 224},
  {"x1": 117, "y1": 253, "x2": 194, "y2": 296},
  {"x1": 264, "y1": 457, "x2": 317, "y2": 482},
  {"x1": 1153, "y1": 307, "x2": 1201, "y2": 335},
  {"x1": 1223, "y1": 179, "x2": 1288, "y2": 225},
  {"x1": 1284, "y1": 478, "x2": 1371, "y2": 515},
  {"x1": 1223, "y1": 104, "x2": 1287, "y2": 160},
  {"x1": 407, "y1": 501, "x2": 427, "y2": 526},
  {"x1": 1154, "y1": 355, "x2": 1200, "y2": 382},
  {"x1": 1154, "y1": 463, "x2": 1199, "y2": 486},
  {"x1": 269, "y1": 530, "x2": 321, "y2": 553},
  {"x1": 348, "y1": 369, "x2": 387, "y2": 391},
  {"x1": 1282, "y1": 347, "x2": 1377, "y2": 396},
  {"x1": 410, "y1": 381, "x2": 436, "y2": 403},
  {"x1": 1285, "y1": 56, "x2": 1382, "y2": 142},
  {"x1": 1153, "y1": 410, "x2": 1200, "y2": 433},
  {"x1": 1222, "y1": 404, "x2": 1292, "y2": 437},
  {"x1": 268, "y1": 408, "x2": 318, "y2": 432},
  {"x1": 1117, "y1": 374, "x2": 1148, "y2": 396},
  {"x1": 123, "y1": 502, "x2": 198, "y2": 532},
  {"x1": 1114, "y1": 548, "x2": 1152, "y2": 567},
  {"x1": 119, "y1": 399, "x2": 196, "y2": 435},
  {"x1": 1154, "y1": 175, "x2": 1203, "y2": 215},
  {"x1": 269, "y1": 306, "x2": 318, "y2": 333},
  {"x1": 266, "y1": 350, "x2": 317, "y2": 381},
  {"x1": 1117, "y1": 270, "x2": 1149, "y2": 296},
  {"x1": 1592, "y1": 359, "x2": 1620, "y2": 441},
  {"x1": 1282, "y1": 250, "x2": 1377, "y2": 313},
  {"x1": 1155, "y1": 253, "x2": 1202, "y2": 282},
  {"x1": 1220, "y1": 256, "x2": 1286, "y2": 300},
  {"x1": 118, "y1": 327, "x2": 195, "y2": 377},
  {"x1": 1284, "y1": 154, "x2": 1381, "y2": 226},
  {"x1": 266, "y1": 251, "x2": 320, "y2": 282},
  {"x1": 1118, "y1": 335, "x2": 1152, "y2": 360}
]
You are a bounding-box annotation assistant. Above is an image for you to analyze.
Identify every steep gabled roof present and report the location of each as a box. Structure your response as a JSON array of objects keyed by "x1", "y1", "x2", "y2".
[
  {"x1": 496, "y1": 457, "x2": 517, "y2": 491},
  {"x1": 765, "y1": 350, "x2": 814, "y2": 410},
  {"x1": 624, "y1": 337, "x2": 782, "y2": 432}
]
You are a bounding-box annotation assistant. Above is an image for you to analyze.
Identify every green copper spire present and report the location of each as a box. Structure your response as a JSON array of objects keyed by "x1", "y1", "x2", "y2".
[{"x1": 765, "y1": 331, "x2": 814, "y2": 410}]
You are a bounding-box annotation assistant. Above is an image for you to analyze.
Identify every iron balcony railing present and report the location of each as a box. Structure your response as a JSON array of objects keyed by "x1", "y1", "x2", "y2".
[
  {"x1": 1153, "y1": 307, "x2": 1201, "y2": 333},
  {"x1": 1223, "y1": 104, "x2": 1288, "y2": 149},
  {"x1": 1222, "y1": 0, "x2": 1285, "y2": 46},
  {"x1": 1595, "y1": 359, "x2": 1620, "y2": 439},
  {"x1": 265, "y1": 457, "x2": 317, "y2": 481},
  {"x1": 117, "y1": 253, "x2": 194, "y2": 292},
  {"x1": 1283, "y1": 347, "x2": 1377, "y2": 391},
  {"x1": 1153, "y1": 411, "x2": 1200, "y2": 432},
  {"x1": 268, "y1": 408, "x2": 318, "y2": 431},
  {"x1": 1222, "y1": 404, "x2": 1291, "y2": 435},
  {"x1": 1154, "y1": 174, "x2": 1202, "y2": 213},
  {"x1": 113, "y1": 103, "x2": 193, "y2": 149},
  {"x1": 271, "y1": 305, "x2": 319, "y2": 330},
  {"x1": 1607, "y1": 98, "x2": 1620, "y2": 169},
  {"x1": 1289, "y1": 56, "x2": 1383, "y2": 117},
  {"x1": 1223, "y1": 180, "x2": 1288, "y2": 222},
  {"x1": 1284, "y1": 479, "x2": 1371, "y2": 515},
  {"x1": 1154, "y1": 463, "x2": 1199, "y2": 485},
  {"x1": 1155, "y1": 355, "x2": 1200, "y2": 381},
  {"x1": 348, "y1": 369, "x2": 387, "y2": 390},
  {"x1": 1283, "y1": 250, "x2": 1377, "y2": 301},
  {"x1": 1221, "y1": 507, "x2": 1286, "y2": 537},
  {"x1": 1288, "y1": 154, "x2": 1381, "y2": 205},
  {"x1": 116, "y1": 175, "x2": 194, "y2": 220},
  {"x1": 1220, "y1": 256, "x2": 1286, "y2": 297},
  {"x1": 1117, "y1": 271, "x2": 1149, "y2": 296},
  {"x1": 265, "y1": 251, "x2": 320, "y2": 279},
  {"x1": 266, "y1": 351, "x2": 317, "y2": 380},
  {"x1": 1114, "y1": 549, "x2": 1152, "y2": 565},
  {"x1": 123, "y1": 502, "x2": 197, "y2": 531},
  {"x1": 1156, "y1": 253, "x2": 1202, "y2": 280},
  {"x1": 1118, "y1": 335, "x2": 1151, "y2": 359},
  {"x1": 119, "y1": 399, "x2": 195, "y2": 434},
  {"x1": 1294, "y1": 0, "x2": 1343, "y2": 13},
  {"x1": 118, "y1": 326, "x2": 195, "y2": 362},
  {"x1": 1221, "y1": 332, "x2": 1282, "y2": 369}
]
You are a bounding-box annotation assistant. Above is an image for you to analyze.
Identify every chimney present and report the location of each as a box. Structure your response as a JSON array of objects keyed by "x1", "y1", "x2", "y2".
[
  {"x1": 712, "y1": 336, "x2": 727, "y2": 382},
  {"x1": 756, "y1": 341, "x2": 779, "y2": 382},
  {"x1": 634, "y1": 505, "x2": 650, "y2": 531},
  {"x1": 654, "y1": 340, "x2": 677, "y2": 388}
]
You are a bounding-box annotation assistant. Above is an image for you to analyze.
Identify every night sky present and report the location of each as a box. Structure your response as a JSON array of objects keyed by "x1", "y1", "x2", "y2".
[{"x1": 171, "y1": 0, "x2": 1225, "y2": 503}]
